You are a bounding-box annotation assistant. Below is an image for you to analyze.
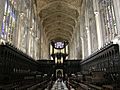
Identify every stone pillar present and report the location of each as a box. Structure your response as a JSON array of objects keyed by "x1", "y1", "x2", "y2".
[
  {"x1": 113, "y1": 0, "x2": 120, "y2": 35},
  {"x1": 74, "y1": 32, "x2": 77, "y2": 59},
  {"x1": 83, "y1": 31, "x2": 88, "y2": 58},
  {"x1": 38, "y1": 24, "x2": 41, "y2": 59},
  {"x1": 93, "y1": 0, "x2": 103, "y2": 49},
  {"x1": 28, "y1": 31, "x2": 33, "y2": 57},
  {"x1": 81, "y1": 37, "x2": 84, "y2": 59},
  {"x1": 74, "y1": 34, "x2": 77, "y2": 59},
  {"x1": 86, "y1": 27, "x2": 91, "y2": 55},
  {"x1": 33, "y1": 36, "x2": 35, "y2": 59},
  {"x1": 85, "y1": 1, "x2": 92, "y2": 56},
  {"x1": 40, "y1": 24, "x2": 44, "y2": 59},
  {"x1": 70, "y1": 39, "x2": 75, "y2": 59},
  {"x1": 80, "y1": 15, "x2": 85, "y2": 59}
]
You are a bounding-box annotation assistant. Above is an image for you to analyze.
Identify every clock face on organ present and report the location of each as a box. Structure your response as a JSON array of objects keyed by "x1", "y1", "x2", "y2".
[{"x1": 54, "y1": 42, "x2": 64, "y2": 49}]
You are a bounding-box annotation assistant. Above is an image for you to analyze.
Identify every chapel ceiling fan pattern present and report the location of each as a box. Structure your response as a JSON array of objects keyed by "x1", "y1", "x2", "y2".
[{"x1": 36, "y1": 0, "x2": 83, "y2": 42}]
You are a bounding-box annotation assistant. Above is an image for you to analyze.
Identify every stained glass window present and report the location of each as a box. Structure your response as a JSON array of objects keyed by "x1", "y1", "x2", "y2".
[
  {"x1": 55, "y1": 42, "x2": 64, "y2": 49},
  {"x1": 99, "y1": 0, "x2": 117, "y2": 42},
  {"x1": 1, "y1": 0, "x2": 17, "y2": 43}
]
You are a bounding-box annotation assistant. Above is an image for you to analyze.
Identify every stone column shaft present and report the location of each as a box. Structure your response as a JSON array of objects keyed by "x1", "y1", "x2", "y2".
[{"x1": 93, "y1": 0, "x2": 103, "y2": 49}]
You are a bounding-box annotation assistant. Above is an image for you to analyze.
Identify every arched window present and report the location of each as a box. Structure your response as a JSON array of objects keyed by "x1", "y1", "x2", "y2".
[
  {"x1": 99, "y1": 0, "x2": 117, "y2": 43},
  {"x1": 1, "y1": 0, "x2": 17, "y2": 43}
]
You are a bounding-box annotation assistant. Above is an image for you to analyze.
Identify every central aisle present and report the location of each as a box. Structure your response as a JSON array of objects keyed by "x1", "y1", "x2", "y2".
[
  {"x1": 44, "y1": 79, "x2": 75, "y2": 90},
  {"x1": 51, "y1": 79, "x2": 68, "y2": 90}
]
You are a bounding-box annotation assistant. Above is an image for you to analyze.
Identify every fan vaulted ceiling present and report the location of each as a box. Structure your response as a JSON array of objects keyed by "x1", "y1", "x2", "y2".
[{"x1": 36, "y1": 0, "x2": 83, "y2": 42}]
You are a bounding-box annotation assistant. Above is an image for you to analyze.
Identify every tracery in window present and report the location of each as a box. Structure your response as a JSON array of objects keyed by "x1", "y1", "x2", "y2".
[
  {"x1": 99, "y1": 0, "x2": 117, "y2": 42},
  {"x1": 1, "y1": 0, "x2": 17, "y2": 43},
  {"x1": 55, "y1": 42, "x2": 64, "y2": 49}
]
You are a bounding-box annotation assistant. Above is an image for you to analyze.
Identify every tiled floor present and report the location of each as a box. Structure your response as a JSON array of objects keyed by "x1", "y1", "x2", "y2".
[
  {"x1": 51, "y1": 80, "x2": 68, "y2": 90},
  {"x1": 44, "y1": 79, "x2": 75, "y2": 90}
]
